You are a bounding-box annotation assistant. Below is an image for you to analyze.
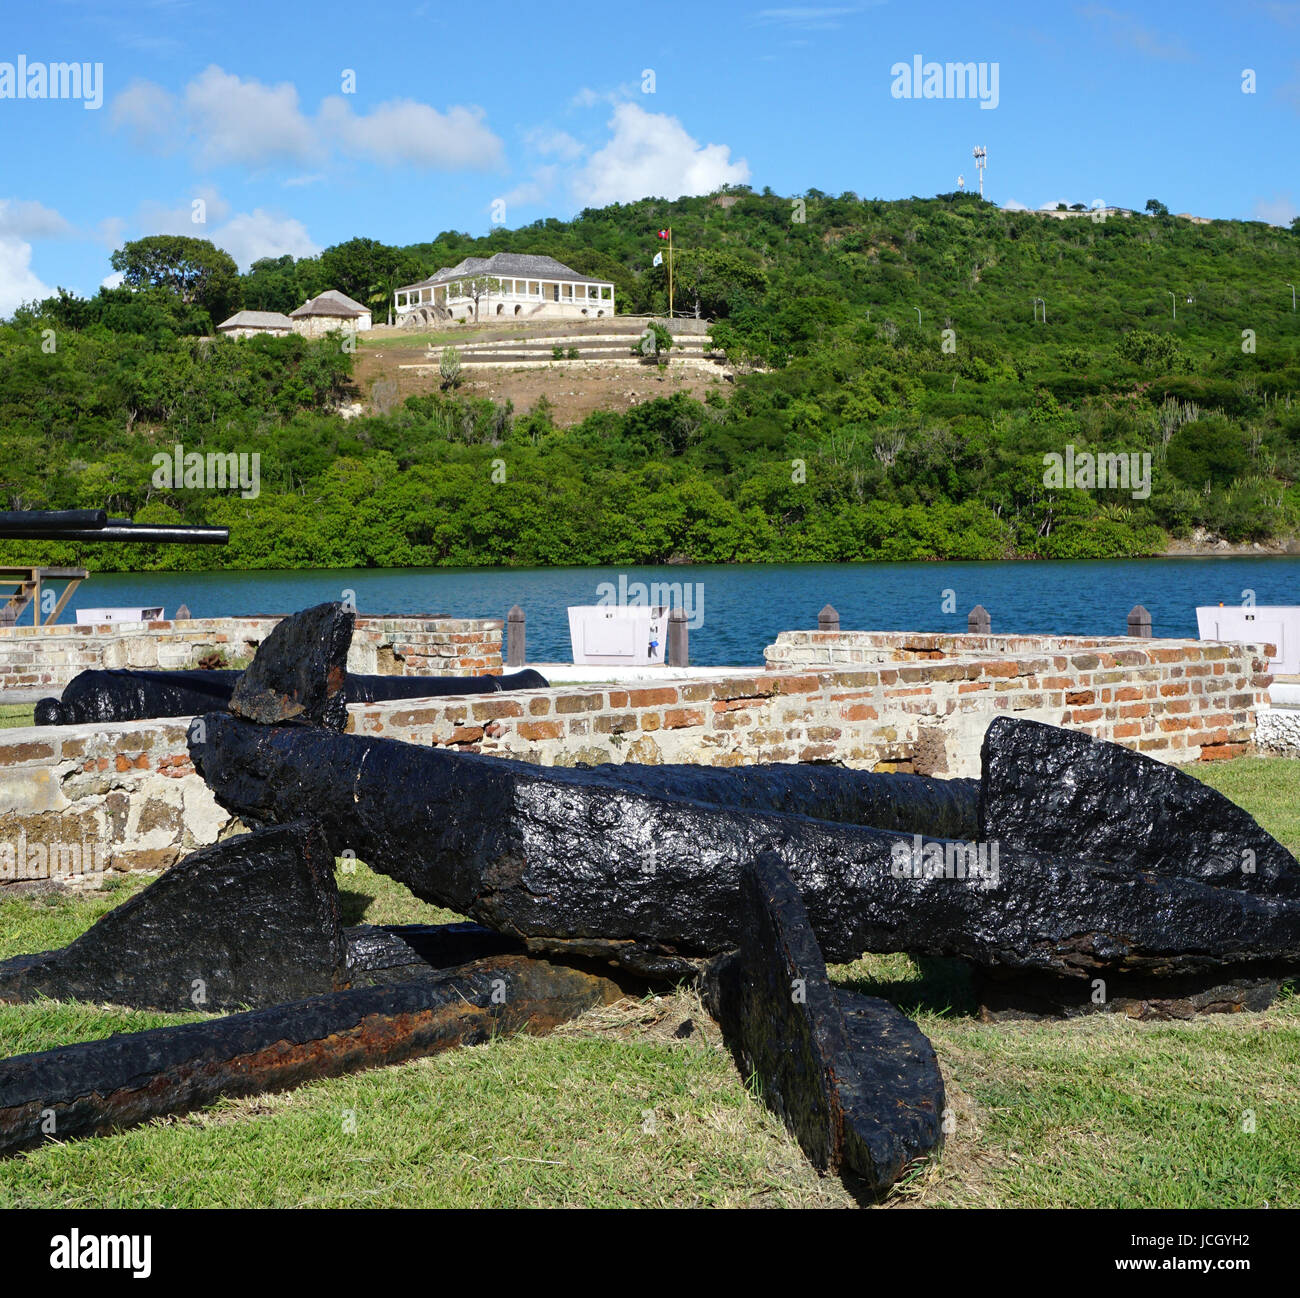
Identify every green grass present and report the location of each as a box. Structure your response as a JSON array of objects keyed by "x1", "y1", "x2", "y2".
[
  {"x1": 0, "y1": 703, "x2": 34, "y2": 729},
  {"x1": 0, "y1": 761, "x2": 1297, "y2": 1208}
]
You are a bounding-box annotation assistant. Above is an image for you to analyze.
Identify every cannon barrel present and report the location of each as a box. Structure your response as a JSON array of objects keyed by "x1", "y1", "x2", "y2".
[
  {"x1": 0, "y1": 509, "x2": 109, "y2": 534},
  {"x1": 0, "y1": 523, "x2": 229, "y2": 544}
]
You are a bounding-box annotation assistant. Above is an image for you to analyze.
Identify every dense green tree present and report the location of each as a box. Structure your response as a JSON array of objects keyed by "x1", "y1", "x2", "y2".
[
  {"x1": 3, "y1": 189, "x2": 1299, "y2": 570},
  {"x1": 109, "y1": 235, "x2": 240, "y2": 322}
]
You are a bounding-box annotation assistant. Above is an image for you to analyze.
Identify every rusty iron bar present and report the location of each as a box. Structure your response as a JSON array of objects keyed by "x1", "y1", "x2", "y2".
[{"x1": 0, "y1": 954, "x2": 623, "y2": 1159}]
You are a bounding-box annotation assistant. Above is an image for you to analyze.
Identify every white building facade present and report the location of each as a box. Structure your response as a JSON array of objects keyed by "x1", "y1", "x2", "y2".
[{"x1": 395, "y1": 253, "x2": 615, "y2": 325}]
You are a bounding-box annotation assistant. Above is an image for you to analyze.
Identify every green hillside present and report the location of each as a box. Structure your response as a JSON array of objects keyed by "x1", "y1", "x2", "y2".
[{"x1": 2, "y1": 190, "x2": 1299, "y2": 570}]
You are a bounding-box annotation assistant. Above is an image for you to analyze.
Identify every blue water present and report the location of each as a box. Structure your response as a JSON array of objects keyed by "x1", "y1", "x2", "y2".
[{"x1": 44, "y1": 558, "x2": 1300, "y2": 665}]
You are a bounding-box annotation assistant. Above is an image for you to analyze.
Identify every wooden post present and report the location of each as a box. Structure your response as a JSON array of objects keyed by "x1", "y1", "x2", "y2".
[
  {"x1": 1127, "y1": 604, "x2": 1152, "y2": 638},
  {"x1": 968, "y1": 605, "x2": 991, "y2": 634},
  {"x1": 818, "y1": 604, "x2": 840, "y2": 632},
  {"x1": 668, "y1": 606, "x2": 689, "y2": 667},
  {"x1": 506, "y1": 605, "x2": 526, "y2": 667}
]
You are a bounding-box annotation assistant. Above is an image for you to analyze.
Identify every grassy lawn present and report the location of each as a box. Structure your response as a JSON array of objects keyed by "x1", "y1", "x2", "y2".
[
  {"x1": 0, "y1": 703, "x2": 34, "y2": 729},
  {"x1": 0, "y1": 758, "x2": 1296, "y2": 1208}
]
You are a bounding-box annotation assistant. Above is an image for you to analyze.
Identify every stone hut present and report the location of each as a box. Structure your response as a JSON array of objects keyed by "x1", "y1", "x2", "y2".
[
  {"x1": 216, "y1": 309, "x2": 295, "y2": 339},
  {"x1": 290, "y1": 290, "x2": 373, "y2": 337}
]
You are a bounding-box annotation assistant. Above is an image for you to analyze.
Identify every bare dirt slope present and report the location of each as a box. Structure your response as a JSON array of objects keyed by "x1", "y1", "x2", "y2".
[{"x1": 353, "y1": 320, "x2": 733, "y2": 426}]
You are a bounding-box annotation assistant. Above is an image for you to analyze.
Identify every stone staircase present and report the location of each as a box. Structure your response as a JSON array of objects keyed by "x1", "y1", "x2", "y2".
[{"x1": 401, "y1": 317, "x2": 726, "y2": 374}]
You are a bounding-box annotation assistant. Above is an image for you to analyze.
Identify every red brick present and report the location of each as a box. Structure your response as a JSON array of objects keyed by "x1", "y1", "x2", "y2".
[
  {"x1": 664, "y1": 708, "x2": 705, "y2": 729},
  {"x1": 517, "y1": 720, "x2": 563, "y2": 741},
  {"x1": 628, "y1": 688, "x2": 678, "y2": 708}
]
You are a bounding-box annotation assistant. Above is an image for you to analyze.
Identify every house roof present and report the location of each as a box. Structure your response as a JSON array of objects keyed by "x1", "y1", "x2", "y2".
[
  {"x1": 315, "y1": 289, "x2": 370, "y2": 314},
  {"x1": 398, "y1": 253, "x2": 604, "y2": 293},
  {"x1": 217, "y1": 310, "x2": 295, "y2": 331},
  {"x1": 291, "y1": 290, "x2": 369, "y2": 318}
]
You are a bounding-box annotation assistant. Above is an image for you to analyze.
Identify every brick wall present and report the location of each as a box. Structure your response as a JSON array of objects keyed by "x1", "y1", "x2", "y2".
[
  {"x1": 0, "y1": 614, "x2": 503, "y2": 696},
  {"x1": 0, "y1": 632, "x2": 1271, "y2": 884}
]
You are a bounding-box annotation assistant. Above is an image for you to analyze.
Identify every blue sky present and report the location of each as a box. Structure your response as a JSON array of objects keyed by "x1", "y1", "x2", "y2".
[{"x1": 0, "y1": 0, "x2": 1296, "y2": 312}]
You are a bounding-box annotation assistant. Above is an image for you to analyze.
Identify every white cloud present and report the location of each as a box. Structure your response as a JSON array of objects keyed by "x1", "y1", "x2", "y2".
[
  {"x1": 184, "y1": 66, "x2": 319, "y2": 167},
  {"x1": 110, "y1": 78, "x2": 181, "y2": 152},
  {"x1": 138, "y1": 185, "x2": 233, "y2": 235},
  {"x1": 100, "y1": 271, "x2": 126, "y2": 290},
  {"x1": 110, "y1": 67, "x2": 504, "y2": 173},
  {"x1": 570, "y1": 83, "x2": 639, "y2": 109},
  {"x1": 320, "y1": 96, "x2": 502, "y2": 169},
  {"x1": 500, "y1": 165, "x2": 560, "y2": 211},
  {"x1": 754, "y1": 6, "x2": 878, "y2": 29},
  {"x1": 211, "y1": 210, "x2": 320, "y2": 268},
  {"x1": 126, "y1": 186, "x2": 319, "y2": 269},
  {"x1": 0, "y1": 237, "x2": 53, "y2": 316},
  {"x1": 0, "y1": 199, "x2": 73, "y2": 239},
  {"x1": 95, "y1": 216, "x2": 128, "y2": 250},
  {"x1": 524, "y1": 127, "x2": 584, "y2": 162},
  {"x1": 1001, "y1": 198, "x2": 1029, "y2": 211},
  {"x1": 1038, "y1": 198, "x2": 1075, "y2": 210},
  {"x1": 573, "y1": 103, "x2": 750, "y2": 207},
  {"x1": 1252, "y1": 193, "x2": 1298, "y2": 226}
]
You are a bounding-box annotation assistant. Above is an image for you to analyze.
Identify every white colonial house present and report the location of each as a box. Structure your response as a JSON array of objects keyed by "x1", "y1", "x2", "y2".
[{"x1": 394, "y1": 253, "x2": 615, "y2": 326}]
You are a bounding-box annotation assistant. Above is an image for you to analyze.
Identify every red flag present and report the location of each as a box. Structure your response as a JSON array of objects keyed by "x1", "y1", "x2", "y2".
[{"x1": 657, "y1": 229, "x2": 669, "y2": 239}]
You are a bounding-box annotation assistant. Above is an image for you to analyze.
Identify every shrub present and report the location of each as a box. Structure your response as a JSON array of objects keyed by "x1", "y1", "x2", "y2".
[{"x1": 438, "y1": 346, "x2": 462, "y2": 390}]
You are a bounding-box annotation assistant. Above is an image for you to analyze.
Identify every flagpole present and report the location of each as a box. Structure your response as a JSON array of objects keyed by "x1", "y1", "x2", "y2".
[{"x1": 668, "y1": 227, "x2": 674, "y2": 319}]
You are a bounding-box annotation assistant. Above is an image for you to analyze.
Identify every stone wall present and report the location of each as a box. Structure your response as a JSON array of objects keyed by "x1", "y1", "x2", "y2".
[
  {"x1": 0, "y1": 614, "x2": 503, "y2": 696},
  {"x1": 0, "y1": 718, "x2": 229, "y2": 884},
  {"x1": 0, "y1": 632, "x2": 1272, "y2": 884}
]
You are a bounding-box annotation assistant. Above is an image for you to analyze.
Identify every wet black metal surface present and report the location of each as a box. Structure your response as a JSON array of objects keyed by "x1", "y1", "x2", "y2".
[
  {"x1": 0, "y1": 510, "x2": 227, "y2": 544},
  {"x1": 0, "y1": 822, "x2": 346, "y2": 1012},
  {"x1": 36, "y1": 668, "x2": 243, "y2": 725},
  {"x1": 979, "y1": 717, "x2": 1300, "y2": 898},
  {"x1": 0, "y1": 509, "x2": 107, "y2": 533},
  {"x1": 228, "y1": 602, "x2": 354, "y2": 729},
  {"x1": 344, "y1": 923, "x2": 523, "y2": 984},
  {"x1": 191, "y1": 715, "x2": 1300, "y2": 976},
  {"x1": 579, "y1": 762, "x2": 979, "y2": 840},
  {"x1": 0, "y1": 954, "x2": 624, "y2": 1157},
  {"x1": 703, "y1": 852, "x2": 944, "y2": 1191},
  {"x1": 35, "y1": 667, "x2": 552, "y2": 725}
]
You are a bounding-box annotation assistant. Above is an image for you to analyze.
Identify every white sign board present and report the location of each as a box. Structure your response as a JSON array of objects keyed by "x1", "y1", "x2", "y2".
[{"x1": 1196, "y1": 605, "x2": 1300, "y2": 674}]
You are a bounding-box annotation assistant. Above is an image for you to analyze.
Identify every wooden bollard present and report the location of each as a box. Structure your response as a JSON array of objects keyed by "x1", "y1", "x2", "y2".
[
  {"x1": 506, "y1": 605, "x2": 526, "y2": 666},
  {"x1": 668, "y1": 606, "x2": 689, "y2": 667},
  {"x1": 1127, "y1": 604, "x2": 1152, "y2": 638},
  {"x1": 968, "y1": 605, "x2": 991, "y2": 634},
  {"x1": 818, "y1": 604, "x2": 840, "y2": 632}
]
